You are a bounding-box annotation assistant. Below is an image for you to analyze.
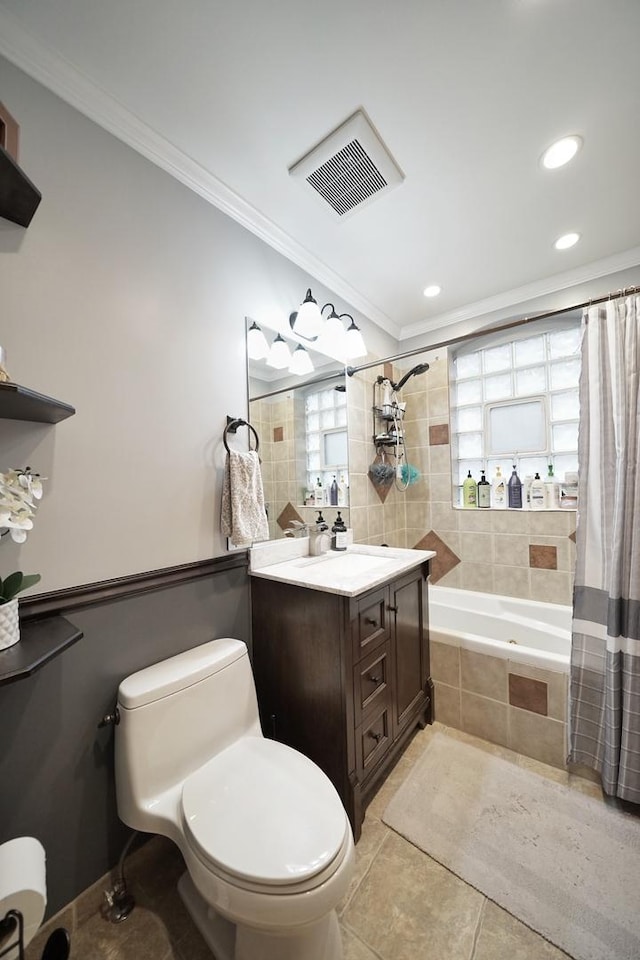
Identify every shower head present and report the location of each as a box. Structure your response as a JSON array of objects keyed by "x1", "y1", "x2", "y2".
[{"x1": 392, "y1": 362, "x2": 430, "y2": 393}]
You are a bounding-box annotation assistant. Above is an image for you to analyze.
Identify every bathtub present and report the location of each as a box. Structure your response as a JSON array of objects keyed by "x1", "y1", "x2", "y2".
[
  {"x1": 428, "y1": 585, "x2": 572, "y2": 767},
  {"x1": 428, "y1": 585, "x2": 571, "y2": 672}
]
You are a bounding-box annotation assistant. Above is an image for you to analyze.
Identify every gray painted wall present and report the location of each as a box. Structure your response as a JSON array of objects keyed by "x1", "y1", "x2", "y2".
[
  {"x1": 0, "y1": 567, "x2": 250, "y2": 916},
  {"x1": 0, "y1": 57, "x2": 393, "y2": 919}
]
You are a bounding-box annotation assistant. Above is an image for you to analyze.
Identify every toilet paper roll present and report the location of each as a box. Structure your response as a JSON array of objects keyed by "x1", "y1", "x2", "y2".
[{"x1": 0, "y1": 837, "x2": 46, "y2": 954}]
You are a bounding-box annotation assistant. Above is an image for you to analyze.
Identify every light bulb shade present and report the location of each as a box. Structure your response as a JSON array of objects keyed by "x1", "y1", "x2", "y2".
[
  {"x1": 293, "y1": 288, "x2": 323, "y2": 338},
  {"x1": 266, "y1": 333, "x2": 292, "y2": 369},
  {"x1": 343, "y1": 318, "x2": 367, "y2": 360},
  {"x1": 247, "y1": 321, "x2": 270, "y2": 360},
  {"x1": 289, "y1": 344, "x2": 314, "y2": 376}
]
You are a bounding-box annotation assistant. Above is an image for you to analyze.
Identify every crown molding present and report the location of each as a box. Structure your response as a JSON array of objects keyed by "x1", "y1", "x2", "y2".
[
  {"x1": 400, "y1": 246, "x2": 640, "y2": 341},
  {"x1": 0, "y1": 9, "x2": 399, "y2": 337}
]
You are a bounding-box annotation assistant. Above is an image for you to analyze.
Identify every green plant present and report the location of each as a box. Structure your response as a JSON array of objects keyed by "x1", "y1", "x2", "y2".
[{"x1": 0, "y1": 571, "x2": 41, "y2": 605}]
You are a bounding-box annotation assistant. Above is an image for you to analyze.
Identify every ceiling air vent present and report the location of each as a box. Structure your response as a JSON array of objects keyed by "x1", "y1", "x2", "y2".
[{"x1": 289, "y1": 109, "x2": 404, "y2": 220}]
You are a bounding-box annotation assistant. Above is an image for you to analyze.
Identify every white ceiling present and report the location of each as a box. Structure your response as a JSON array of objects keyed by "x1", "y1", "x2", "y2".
[{"x1": 2, "y1": 0, "x2": 640, "y2": 341}]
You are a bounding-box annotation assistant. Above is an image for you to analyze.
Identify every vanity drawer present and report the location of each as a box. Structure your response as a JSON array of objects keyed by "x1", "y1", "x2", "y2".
[
  {"x1": 352, "y1": 586, "x2": 390, "y2": 661},
  {"x1": 355, "y1": 701, "x2": 392, "y2": 778},
  {"x1": 354, "y1": 640, "x2": 391, "y2": 727}
]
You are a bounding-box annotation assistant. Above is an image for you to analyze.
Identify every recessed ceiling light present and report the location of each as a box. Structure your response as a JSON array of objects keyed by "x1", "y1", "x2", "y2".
[
  {"x1": 554, "y1": 232, "x2": 580, "y2": 250},
  {"x1": 423, "y1": 285, "x2": 441, "y2": 298},
  {"x1": 541, "y1": 135, "x2": 582, "y2": 170}
]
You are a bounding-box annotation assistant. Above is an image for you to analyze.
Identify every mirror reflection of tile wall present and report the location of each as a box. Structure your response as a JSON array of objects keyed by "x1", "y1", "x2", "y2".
[{"x1": 250, "y1": 390, "x2": 351, "y2": 540}]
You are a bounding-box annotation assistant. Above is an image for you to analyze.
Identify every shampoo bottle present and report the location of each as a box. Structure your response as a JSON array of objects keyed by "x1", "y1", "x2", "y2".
[
  {"x1": 330, "y1": 475, "x2": 339, "y2": 506},
  {"x1": 507, "y1": 464, "x2": 523, "y2": 509},
  {"x1": 530, "y1": 472, "x2": 545, "y2": 510},
  {"x1": 316, "y1": 476, "x2": 324, "y2": 506},
  {"x1": 477, "y1": 469, "x2": 491, "y2": 508},
  {"x1": 492, "y1": 466, "x2": 506, "y2": 508},
  {"x1": 462, "y1": 470, "x2": 477, "y2": 508}
]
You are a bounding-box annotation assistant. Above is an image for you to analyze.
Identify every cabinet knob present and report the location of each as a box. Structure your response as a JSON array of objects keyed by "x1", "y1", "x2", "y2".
[
  {"x1": 369, "y1": 730, "x2": 383, "y2": 743},
  {"x1": 365, "y1": 617, "x2": 378, "y2": 626},
  {"x1": 387, "y1": 604, "x2": 398, "y2": 613},
  {"x1": 367, "y1": 674, "x2": 381, "y2": 684}
]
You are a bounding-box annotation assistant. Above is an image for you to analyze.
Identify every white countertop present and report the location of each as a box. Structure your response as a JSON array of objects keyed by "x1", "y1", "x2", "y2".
[{"x1": 249, "y1": 539, "x2": 435, "y2": 597}]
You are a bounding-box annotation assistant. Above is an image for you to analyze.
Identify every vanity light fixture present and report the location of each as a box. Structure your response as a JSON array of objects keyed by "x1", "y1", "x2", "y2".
[
  {"x1": 246, "y1": 321, "x2": 270, "y2": 360},
  {"x1": 554, "y1": 232, "x2": 580, "y2": 250},
  {"x1": 541, "y1": 135, "x2": 582, "y2": 170},
  {"x1": 293, "y1": 288, "x2": 323, "y2": 338},
  {"x1": 290, "y1": 288, "x2": 367, "y2": 358},
  {"x1": 266, "y1": 333, "x2": 292, "y2": 369},
  {"x1": 423, "y1": 284, "x2": 441, "y2": 298},
  {"x1": 289, "y1": 343, "x2": 315, "y2": 376},
  {"x1": 342, "y1": 315, "x2": 367, "y2": 360}
]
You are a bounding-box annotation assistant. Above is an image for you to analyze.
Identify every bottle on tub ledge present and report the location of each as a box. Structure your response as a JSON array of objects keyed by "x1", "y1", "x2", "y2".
[
  {"x1": 491, "y1": 466, "x2": 506, "y2": 508},
  {"x1": 507, "y1": 464, "x2": 523, "y2": 508},
  {"x1": 544, "y1": 464, "x2": 560, "y2": 509},
  {"x1": 477, "y1": 469, "x2": 491, "y2": 508},
  {"x1": 530, "y1": 472, "x2": 546, "y2": 510},
  {"x1": 329, "y1": 475, "x2": 339, "y2": 506},
  {"x1": 462, "y1": 470, "x2": 477, "y2": 508}
]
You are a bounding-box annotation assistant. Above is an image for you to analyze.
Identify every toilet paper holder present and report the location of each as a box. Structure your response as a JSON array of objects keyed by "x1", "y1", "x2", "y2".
[
  {"x1": 0, "y1": 908, "x2": 24, "y2": 959},
  {"x1": 0, "y1": 909, "x2": 70, "y2": 960}
]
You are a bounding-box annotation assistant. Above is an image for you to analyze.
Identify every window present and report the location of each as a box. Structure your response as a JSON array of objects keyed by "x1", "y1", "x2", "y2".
[
  {"x1": 450, "y1": 322, "x2": 581, "y2": 503},
  {"x1": 304, "y1": 384, "x2": 349, "y2": 494}
]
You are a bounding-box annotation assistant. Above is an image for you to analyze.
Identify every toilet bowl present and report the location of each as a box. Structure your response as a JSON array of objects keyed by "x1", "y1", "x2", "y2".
[{"x1": 114, "y1": 637, "x2": 354, "y2": 960}]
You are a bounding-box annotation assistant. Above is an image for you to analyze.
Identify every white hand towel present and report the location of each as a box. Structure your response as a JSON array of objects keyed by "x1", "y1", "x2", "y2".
[{"x1": 221, "y1": 449, "x2": 269, "y2": 546}]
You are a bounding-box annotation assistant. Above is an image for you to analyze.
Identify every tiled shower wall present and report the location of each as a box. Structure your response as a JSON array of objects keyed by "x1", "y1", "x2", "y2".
[
  {"x1": 253, "y1": 350, "x2": 576, "y2": 605},
  {"x1": 347, "y1": 350, "x2": 576, "y2": 605}
]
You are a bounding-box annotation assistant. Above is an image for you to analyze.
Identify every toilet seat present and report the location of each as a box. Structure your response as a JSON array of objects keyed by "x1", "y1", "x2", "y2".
[{"x1": 181, "y1": 737, "x2": 349, "y2": 895}]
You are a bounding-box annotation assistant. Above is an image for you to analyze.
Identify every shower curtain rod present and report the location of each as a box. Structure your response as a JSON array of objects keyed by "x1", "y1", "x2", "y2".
[{"x1": 345, "y1": 284, "x2": 639, "y2": 377}]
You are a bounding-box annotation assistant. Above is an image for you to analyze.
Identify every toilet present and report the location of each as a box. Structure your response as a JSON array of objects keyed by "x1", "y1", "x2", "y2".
[{"x1": 114, "y1": 637, "x2": 354, "y2": 960}]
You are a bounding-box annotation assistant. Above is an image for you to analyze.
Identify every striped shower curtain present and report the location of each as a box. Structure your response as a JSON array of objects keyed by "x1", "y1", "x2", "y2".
[{"x1": 568, "y1": 295, "x2": 640, "y2": 803}]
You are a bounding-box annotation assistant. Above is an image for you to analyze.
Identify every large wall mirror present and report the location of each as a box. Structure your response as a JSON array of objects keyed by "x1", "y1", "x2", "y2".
[{"x1": 247, "y1": 317, "x2": 351, "y2": 540}]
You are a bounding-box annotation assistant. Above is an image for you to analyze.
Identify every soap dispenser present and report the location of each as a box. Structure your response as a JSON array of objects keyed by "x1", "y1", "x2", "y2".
[
  {"x1": 309, "y1": 511, "x2": 330, "y2": 555},
  {"x1": 331, "y1": 511, "x2": 348, "y2": 551}
]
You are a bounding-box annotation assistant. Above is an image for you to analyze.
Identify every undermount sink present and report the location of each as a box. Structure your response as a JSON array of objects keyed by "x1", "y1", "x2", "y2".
[{"x1": 293, "y1": 552, "x2": 395, "y2": 575}]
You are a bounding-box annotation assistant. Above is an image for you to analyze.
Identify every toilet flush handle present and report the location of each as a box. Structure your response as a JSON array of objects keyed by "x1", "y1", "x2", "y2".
[{"x1": 98, "y1": 707, "x2": 120, "y2": 728}]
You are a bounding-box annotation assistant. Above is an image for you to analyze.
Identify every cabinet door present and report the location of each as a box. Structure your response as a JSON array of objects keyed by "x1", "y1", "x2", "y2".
[
  {"x1": 390, "y1": 569, "x2": 428, "y2": 734},
  {"x1": 351, "y1": 585, "x2": 390, "y2": 661}
]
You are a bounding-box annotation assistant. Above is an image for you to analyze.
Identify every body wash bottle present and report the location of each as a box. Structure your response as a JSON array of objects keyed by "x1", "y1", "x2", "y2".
[
  {"x1": 477, "y1": 469, "x2": 491, "y2": 508},
  {"x1": 462, "y1": 470, "x2": 477, "y2": 508},
  {"x1": 492, "y1": 466, "x2": 506, "y2": 508},
  {"x1": 507, "y1": 464, "x2": 523, "y2": 509},
  {"x1": 530, "y1": 472, "x2": 546, "y2": 510},
  {"x1": 544, "y1": 464, "x2": 559, "y2": 509}
]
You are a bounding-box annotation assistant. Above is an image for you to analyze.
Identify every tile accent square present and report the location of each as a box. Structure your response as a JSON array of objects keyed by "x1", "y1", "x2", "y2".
[
  {"x1": 414, "y1": 530, "x2": 460, "y2": 583},
  {"x1": 508, "y1": 673, "x2": 548, "y2": 716},
  {"x1": 276, "y1": 502, "x2": 303, "y2": 531},
  {"x1": 529, "y1": 544, "x2": 557, "y2": 569},
  {"x1": 273, "y1": 425, "x2": 284, "y2": 442},
  {"x1": 429, "y1": 423, "x2": 450, "y2": 445}
]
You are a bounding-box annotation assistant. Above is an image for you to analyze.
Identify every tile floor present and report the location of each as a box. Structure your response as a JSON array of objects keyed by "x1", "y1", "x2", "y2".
[{"x1": 28, "y1": 721, "x2": 612, "y2": 960}]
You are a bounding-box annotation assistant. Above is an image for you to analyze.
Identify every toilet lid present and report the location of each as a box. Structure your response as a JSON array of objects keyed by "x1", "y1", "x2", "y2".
[{"x1": 181, "y1": 737, "x2": 348, "y2": 887}]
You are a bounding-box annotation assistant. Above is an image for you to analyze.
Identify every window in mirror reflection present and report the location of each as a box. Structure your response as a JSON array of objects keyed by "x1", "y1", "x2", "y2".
[{"x1": 304, "y1": 386, "x2": 349, "y2": 507}]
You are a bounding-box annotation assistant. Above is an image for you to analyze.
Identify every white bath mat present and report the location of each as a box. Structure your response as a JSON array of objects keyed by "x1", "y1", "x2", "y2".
[{"x1": 382, "y1": 732, "x2": 640, "y2": 960}]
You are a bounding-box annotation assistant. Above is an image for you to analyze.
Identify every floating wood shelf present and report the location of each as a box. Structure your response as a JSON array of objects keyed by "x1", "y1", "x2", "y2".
[
  {"x1": 0, "y1": 143, "x2": 42, "y2": 227},
  {"x1": 0, "y1": 382, "x2": 75, "y2": 423},
  {"x1": 0, "y1": 616, "x2": 83, "y2": 685}
]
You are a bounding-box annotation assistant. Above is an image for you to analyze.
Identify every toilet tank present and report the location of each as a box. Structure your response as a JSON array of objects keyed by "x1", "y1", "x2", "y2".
[{"x1": 115, "y1": 638, "x2": 262, "y2": 832}]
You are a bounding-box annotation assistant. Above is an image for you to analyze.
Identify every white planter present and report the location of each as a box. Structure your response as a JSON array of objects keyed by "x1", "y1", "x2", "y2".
[{"x1": 0, "y1": 598, "x2": 19, "y2": 650}]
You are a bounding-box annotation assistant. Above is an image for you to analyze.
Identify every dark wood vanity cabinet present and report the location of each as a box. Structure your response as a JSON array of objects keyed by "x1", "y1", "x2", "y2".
[{"x1": 250, "y1": 561, "x2": 432, "y2": 839}]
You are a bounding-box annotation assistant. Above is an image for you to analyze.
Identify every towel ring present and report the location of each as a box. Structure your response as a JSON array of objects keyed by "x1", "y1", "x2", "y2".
[{"x1": 223, "y1": 417, "x2": 260, "y2": 454}]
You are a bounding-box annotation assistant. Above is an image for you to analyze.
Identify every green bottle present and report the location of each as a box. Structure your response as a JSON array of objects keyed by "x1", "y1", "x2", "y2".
[{"x1": 462, "y1": 470, "x2": 477, "y2": 508}]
